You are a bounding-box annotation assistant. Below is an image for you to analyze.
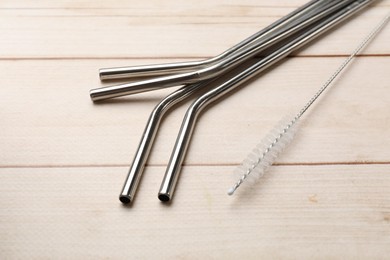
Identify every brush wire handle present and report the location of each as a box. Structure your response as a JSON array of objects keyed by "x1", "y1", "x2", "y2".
[
  {"x1": 158, "y1": 0, "x2": 377, "y2": 202},
  {"x1": 228, "y1": 12, "x2": 390, "y2": 196}
]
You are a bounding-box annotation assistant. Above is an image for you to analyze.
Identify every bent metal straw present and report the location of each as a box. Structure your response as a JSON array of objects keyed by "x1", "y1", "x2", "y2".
[
  {"x1": 117, "y1": 0, "x2": 352, "y2": 204},
  {"x1": 99, "y1": 0, "x2": 336, "y2": 80},
  {"x1": 157, "y1": 0, "x2": 376, "y2": 202},
  {"x1": 90, "y1": 1, "x2": 356, "y2": 101},
  {"x1": 89, "y1": 0, "x2": 378, "y2": 203}
]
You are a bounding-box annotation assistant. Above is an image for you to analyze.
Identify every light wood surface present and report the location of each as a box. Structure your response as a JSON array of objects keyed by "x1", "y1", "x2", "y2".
[{"x1": 1, "y1": 0, "x2": 389, "y2": 259}]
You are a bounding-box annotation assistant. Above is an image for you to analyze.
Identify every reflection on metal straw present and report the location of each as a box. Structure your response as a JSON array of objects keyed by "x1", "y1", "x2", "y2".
[
  {"x1": 158, "y1": 0, "x2": 374, "y2": 202},
  {"x1": 100, "y1": 0, "x2": 332, "y2": 80},
  {"x1": 119, "y1": 81, "x2": 210, "y2": 204},
  {"x1": 91, "y1": 0, "x2": 354, "y2": 101},
  {"x1": 117, "y1": 0, "x2": 345, "y2": 204}
]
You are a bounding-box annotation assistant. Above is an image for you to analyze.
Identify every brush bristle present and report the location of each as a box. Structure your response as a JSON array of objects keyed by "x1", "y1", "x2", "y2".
[
  {"x1": 229, "y1": 117, "x2": 299, "y2": 194},
  {"x1": 228, "y1": 13, "x2": 390, "y2": 196}
]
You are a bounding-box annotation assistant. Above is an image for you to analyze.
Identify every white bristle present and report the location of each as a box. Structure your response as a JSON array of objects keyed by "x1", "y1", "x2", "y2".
[
  {"x1": 228, "y1": 117, "x2": 299, "y2": 194},
  {"x1": 227, "y1": 14, "x2": 389, "y2": 196}
]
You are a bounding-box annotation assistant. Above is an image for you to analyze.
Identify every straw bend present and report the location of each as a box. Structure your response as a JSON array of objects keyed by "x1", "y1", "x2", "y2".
[
  {"x1": 100, "y1": 0, "x2": 333, "y2": 81},
  {"x1": 157, "y1": 0, "x2": 376, "y2": 202},
  {"x1": 91, "y1": 0, "x2": 355, "y2": 102}
]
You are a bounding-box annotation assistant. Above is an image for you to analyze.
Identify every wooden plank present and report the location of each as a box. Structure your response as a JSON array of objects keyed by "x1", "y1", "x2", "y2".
[
  {"x1": 1, "y1": 0, "x2": 389, "y2": 259},
  {"x1": 1, "y1": 57, "x2": 389, "y2": 167},
  {"x1": 0, "y1": 165, "x2": 389, "y2": 259},
  {"x1": 0, "y1": 2, "x2": 389, "y2": 58},
  {"x1": 1, "y1": 1, "x2": 389, "y2": 16},
  {"x1": 1, "y1": 0, "x2": 389, "y2": 9}
]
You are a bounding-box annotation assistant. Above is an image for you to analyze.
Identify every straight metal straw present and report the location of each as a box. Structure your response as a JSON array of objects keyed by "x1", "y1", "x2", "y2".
[
  {"x1": 158, "y1": 0, "x2": 375, "y2": 202},
  {"x1": 118, "y1": 0, "x2": 344, "y2": 204},
  {"x1": 91, "y1": 0, "x2": 355, "y2": 102},
  {"x1": 100, "y1": 0, "x2": 331, "y2": 80}
]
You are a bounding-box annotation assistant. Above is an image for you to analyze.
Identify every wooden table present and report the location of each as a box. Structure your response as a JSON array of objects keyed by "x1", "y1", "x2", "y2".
[{"x1": 1, "y1": 1, "x2": 389, "y2": 258}]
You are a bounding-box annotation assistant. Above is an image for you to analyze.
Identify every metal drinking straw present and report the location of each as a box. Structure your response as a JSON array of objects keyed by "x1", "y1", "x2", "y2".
[
  {"x1": 90, "y1": 0, "x2": 356, "y2": 102},
  {"x1": 119, "y1": 81, "x2": 210, "y2": 204},
  {"x1": 117, "y1": 0, "x2": 353, "y2": 204},
  {"x1": 100, "y1": 0, "x2": 335, "y2": 81},
  {"x1": 157, "y1": 0, "x2": 375, "y2": 202}
]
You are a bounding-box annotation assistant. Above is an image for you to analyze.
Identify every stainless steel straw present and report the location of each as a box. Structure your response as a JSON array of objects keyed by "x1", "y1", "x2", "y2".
[
  {"x1": 90, "y1": 0, "x2": 356, "y2": 101},
  {"x1": 119, "y1": 81, "x2": 209, "y2": 204},
  {"x1": 100, "y1": 0, "x2": 334, "y2": 81},
  {"x1": 117, "y1": 0, "x2": 350, "y2": 204},
  {"x1": 157, "y1": 0, "x2": 375, "y2": 202},
  {"x1": 227, "y1": 12, "x2": 390, "y2": 196}
]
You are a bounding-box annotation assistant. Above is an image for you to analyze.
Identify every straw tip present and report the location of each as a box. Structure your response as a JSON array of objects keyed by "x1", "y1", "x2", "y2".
[
  {"x1": 119, "y1": 195, "x2": 132, "y2": 204},
  {"x1": 227, "y1": 187, "x2": 235, "y2": 196},
  {"x1": 89, "y1": 89, "x2": 98, "y2": 102},
  {"x1": 158, "y1": 193, "x2": 170, "y2": 202},
  {"x1": 99, "y1": 68, "x2": 111, "y2": 81},
  {"x1": 89, "y1": 88, "x2": 104, "y2": 102}
]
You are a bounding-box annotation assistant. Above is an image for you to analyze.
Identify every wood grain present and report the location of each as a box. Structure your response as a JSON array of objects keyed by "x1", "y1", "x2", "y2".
[
  {"x1": 1, "y1": 57, "x2": 389, "y2": 167},
  {"x1": 1, "y1": 165, "x2": 389, "y2": 259},
  {"x1": 0, "y1": 0, "x2": 389, "y2": 259},
  {"x1": 0, "y1": 2, "x2": 389, "y2": 58}
]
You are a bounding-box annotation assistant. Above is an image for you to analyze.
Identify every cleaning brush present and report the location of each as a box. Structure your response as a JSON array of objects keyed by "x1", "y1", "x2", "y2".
[{"x1": 228, "y1": 13, "x2": 390, "y2": 196}]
